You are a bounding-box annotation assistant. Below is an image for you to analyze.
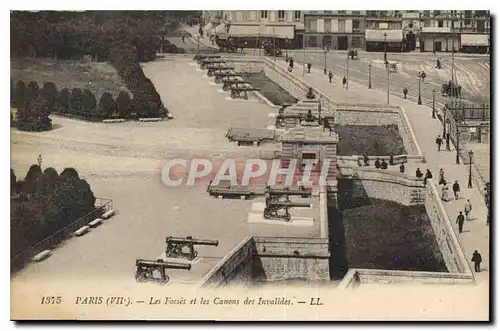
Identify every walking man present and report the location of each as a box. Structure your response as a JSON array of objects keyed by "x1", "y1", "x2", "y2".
[
  {"x1": 471, "y1": 250, "x2": 482, "y2": 272},
  {"x1": 453, "y1": 180, "x2": 460, "y2": 200},
  {"x1": 456, "y1": 211, "x2": 465, "y2": 233},
  {"x1": 464, "y1": 199, "x2": 472, "y2": 221},
  {"x1": 288, "y1": 58, "x2": 294, "y2": 72},
  {"x1": 342, "y1": 76, "x2": 347, "y2": 88},
  {"x1": 403, "y1": 86, "x2": 408, "y2": 99},
  {"x1": 399, "y1": 163, "x2": 405, "y2": 173},
  {"x1": 328, "y1": 71, "x2": 333, "y2": 83},
  {"x1": 438, "y1": 168, "x2": 446, "y2": 185},
  {"x1": 37, "y1": 154, "x2": 43, "y2": 169},
  {"x1": 307, "y1": 63, "x2": 312, "y2": 74},
  {"x1": 436, "y1": 135, "x2": 443, "y2": 151},
  {"x1": 416, "y1": 168, "x2": 423, "y2": 178},
  {"x1": 424, "y1": 169, "x2": 433, "y2": 185}
]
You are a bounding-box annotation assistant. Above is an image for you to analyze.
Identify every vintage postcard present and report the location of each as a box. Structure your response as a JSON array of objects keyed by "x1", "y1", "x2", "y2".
[{"x1": 10, "y1": 9, "x2": 490, "y2": 321}]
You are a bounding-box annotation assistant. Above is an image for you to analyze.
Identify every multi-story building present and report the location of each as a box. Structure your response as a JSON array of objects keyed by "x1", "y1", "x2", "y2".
[
  {"x1": 303, "y1": 11, "x2": 367, "y2": 50},
  {"x1": 402, "y1": 11, "x2": 422, "y2": 51},
  {"x1": 202, "y1": 10, "x2": 305, "y2": 48},
  {"x1": 419, "y1": 10, "x2": 490, "y2": 53},
  {"x1": 364, "y1": 10, "x2": 405, "y2": 52}
]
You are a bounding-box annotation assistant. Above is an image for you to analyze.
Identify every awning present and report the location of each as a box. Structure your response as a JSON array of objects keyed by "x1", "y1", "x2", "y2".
[
  {"x1": 461, "y1": 34, "x2": 489, "y2": 47},
  {"x1": 228, "y1": 24, "x2": 294, "y2": 39},
  {"x1": 365, "y1": 29, "x2": 403, "y2": 42}
]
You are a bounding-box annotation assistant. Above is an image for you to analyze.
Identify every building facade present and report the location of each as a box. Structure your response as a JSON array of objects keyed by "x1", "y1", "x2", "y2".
[
  {"x1": 303, "y1": 11, "x2": 367, "y2": 50},
  {"x1": 364, "y1": 10, "x2": 405, "y2": 52}
]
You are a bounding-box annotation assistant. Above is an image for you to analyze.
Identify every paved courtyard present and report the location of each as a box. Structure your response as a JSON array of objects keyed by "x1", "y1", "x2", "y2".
[{"x1": 11, "y1": 57, "x2": 316, "y2": 287}]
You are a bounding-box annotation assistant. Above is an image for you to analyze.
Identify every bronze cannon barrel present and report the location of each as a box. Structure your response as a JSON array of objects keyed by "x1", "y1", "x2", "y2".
[
  {"x1": 166, "y1": 236, "x2": 219, "y2": 246},
  {"x1": 135, "y1": 259, "x2": 191, "y2": 270},
  {"x1": 267, "y1": 201, "x2": 311, "y2": 208}
]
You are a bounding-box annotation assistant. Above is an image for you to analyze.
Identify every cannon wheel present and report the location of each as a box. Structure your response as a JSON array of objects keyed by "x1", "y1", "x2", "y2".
[{"x1": 187, "y1": 251, "x2": 198, "y2": 261}]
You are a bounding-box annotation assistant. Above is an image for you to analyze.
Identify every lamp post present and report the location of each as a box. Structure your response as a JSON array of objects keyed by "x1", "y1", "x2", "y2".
[
  {"x1": 442, "y1": 107, "x2": 447, "y2": 138},
  {"x1": 456, "y1": 123, "x2": 460, "y2": 165},
  {"x1": 468, "y1": 150, "x2": 474, "y2": 188},
  {"x1": 384, "y1": 32, "x2": 388, "y2": 64},
  {"x1": 346, "y1": 51, "x2": 349, "y2": 90},
  {"x1": 368, "y1": 63, "x2": 372, "y2": 89},
  {"x1": 432, "y1": 89, "x2": 436, "y2": 118},
  {"x1": 417, "y1": 76, "x2": 422, "y2": 105},
  {"x1": 324, "y1": 49, "x2": 327, "y2": 75},
  {"x1": 285, "y1": 37, "x2": 288, "y2": 61}
]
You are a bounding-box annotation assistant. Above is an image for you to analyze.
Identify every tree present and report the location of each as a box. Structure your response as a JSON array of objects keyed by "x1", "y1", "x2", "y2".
[
  {"x1": 60, "y1": 167, "x2": 80, "y2": 181},
  {"x1": 11, "y1": 80, "x2": 15, "y2": 107},
  {"x1": 14, "y1": 80, "x2": 26, "y2": 109},
  {"x1": 11, "y1": 169, "x2": 17, "y2": 194},
  {"x1": 56, "y1": 88, "x2": 70, "y2": 113},
  {"x1": 16, "y1": 94, "x2": 52, "y2": 132},
  {"x1": 70, "y1": 88, "x2": 83, "y2": 114},
  {"x1": 25, "y1": 81, "x2": 40, "y2": 109},
  {"x1": 41, "y1": 82, "x2": 58, "y2": 110},
  {"x1": 115, "y1": 91, "x2": 131, "y2": 119},
  {"x1": 22, "y1": 164, "x2": 43, "y2": 196},
  {"x1": 97, "y1": 92, "x2": 116, "y2": 119},
  {"x1": 81, "y1": 89, "x2": 97, "y2": 118}
]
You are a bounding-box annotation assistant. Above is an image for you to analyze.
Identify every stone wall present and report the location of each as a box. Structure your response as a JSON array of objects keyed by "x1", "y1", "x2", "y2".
[
  {"x1": 340, "y1": 167, "x2": 425, "y2": 206},
  {"x1": 252, "y1": 237, "x2": 330, "y2": 282},
  {"x1": 199, "y1": 236, "x2": 330, "y2": 288},
  {"x1": 198, "y1": 236, "x2": 254, "y2": 289},
  {"x1": 424, "y1": 181, "x2": 473, "y2": 275},
  {"x1": 337, "y1": 268, "x2": 474, "y2": 288}
]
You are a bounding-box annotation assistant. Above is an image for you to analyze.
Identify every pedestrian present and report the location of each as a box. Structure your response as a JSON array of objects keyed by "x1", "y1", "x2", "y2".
[
  {"x1": 342, "y1": 76, "x2": 347, "y2": 88},
  {"x1": 380, "y1": 159, "x2": 388, "y2": 169},
  {"x1": 288, "y1": 58, "x2": 294, "y2": 72},
  {"x1": 464, "y1": 199, "x2": 472, "y2": 221},
  {"x1": 421, "y1": 71, "x2": 426, "y2": 82},
  {"x1": 438, "y1": 168, "x2": 446, "y2": 185},
  {"x1": 456, "y1": 211, "x2": 465, "y2": 233},
  {"x1": 389, "y1": 155, "x2": 394, "y2": 165},
  {"x1": 446, "y1": 133, "x2": 451, "y2": 151},
  {"x1": 453, "y1": 180, "x2": 460, "y2": 200},
  {"x1": 306, "y1": 87, "x2": 315, "y2": 100},
  {"x1": 328, "y1": 71, "x2": 333, "y2": 83},
  {"x1": 416, "y1": 168, "x2": 423, "y2": 178},
  {"x1": 375, "y1": 158, "x2": 381, "y2": 169},
  {"x1": 399, "y1": 163, "x2": 405, "y2": 173},
  {"x1": 37, "y1": 154, "x2": 43, "y2": 169},
  {"x1": 424, "y1": 169, "x2": 433, "y2": 185},
  {"x1": 403, "y1": 86, "x2": 408, "y2": 99},
  {"x1": 307, "y1": 63, "x2": 312, "y2": 74},
  {"x1": 436, "y1": 135, "x2": 443, "y2": 151},
  {"x1": 181, "y1": 35, "x2": 185, "y2": 43},
  {"x1": 436, "y1": 58, "x2": 441, "y2": 69},
  {"x1": 471, "y1": 250, "x2": 482, "y2": 272},
  {"x1": 363, "y1": 153, "x2": 369, "y2": 166}
]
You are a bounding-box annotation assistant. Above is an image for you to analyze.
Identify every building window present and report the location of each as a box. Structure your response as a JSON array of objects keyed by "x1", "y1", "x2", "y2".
[
  {"x1": 352, "y1": 20, "x2": 360, "y2": 31},
  {"x1": 465, "y1": 19, "x2": 471, "y2": 26},
  {"x1": 465, "y1": 10, "x2": 472, "y2": 18},
  {"x1": 352, "y1": 11, "x2": 361, "y2": 15},
  {"x1": 277, "y1": 10, "x2": 285, "y2": 20},
  {"x1": 423, "y1": 10, "x2": 430, "y2": 17},
  {"x1": 408, "y1": 22, "x2": 413, "y2": 29},
  {"x1": 338, "y1": 10, "x2": 346, "y2": 15},
  {"x1": 324, "y1": 10, "x2": 333, "y2": 14},
  {"x1": 434, "y1": 10, "x2": 441, "y2": 16},
  {"x1": 261, "y1": 10, "x2": 268, "y2": 19},
  {"x1": 242, "y1": 11, "x2": 249, "y2": 21},
  {"x1": 438, "y1": 20, "x2": 444, "y2": 28},
  {"x1": 477, "y1": 21, "x2": 485, "y2": 32},
  {"x1": 294, "y1": 11, "x2": 301, "y2": 20},
  {"x1": 352, "y1": 36, "x2": 362, "y2": 48}
]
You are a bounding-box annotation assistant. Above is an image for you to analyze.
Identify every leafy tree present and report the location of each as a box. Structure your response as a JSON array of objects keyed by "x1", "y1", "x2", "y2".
[
  {"x1": 81, "y1": 89, "x2": 97, "y2": 118},
  {"x1": 56, "y1": 88, "x2": 70, "y2": 113},
  {"x1": 14, "y1": 80, "x2": 26, "y2": 109},
  {"x1": 70, "y1": 88, "x2": 83, "y2": 114},
  {"x1": 41, "y1": 82, "x2": 58, "y2": 110},
  {"x1": 25, "y1": 81, "x2": 40, "y2": 108},
  {"x1": 97, "y1": 92, "x2": 116, "y2": 119},
  {"x1": 116, "y1": 91, "x2": 131, "y2": 119}
]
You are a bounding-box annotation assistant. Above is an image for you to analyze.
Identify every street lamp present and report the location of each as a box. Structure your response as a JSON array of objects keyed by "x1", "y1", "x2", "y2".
[
  {"x1": 346, "y1": 51, "x2": 349, "y2": 90},
  {"x1": 384, "y1": 32, "x2": 388, "y2": 65},
  {"x1": 324, "y1": 49, "x2": 327, "y2": 75},
  {"x1": 417, "y1": 76, "x2": 422, "y2": 105},
  {"x1": 468, "y1": 150, "x2": 474, "y2": 188},
  {"x1": 368, "y1": 63, "x2": 372, "y2": 89},
  {"x1": 285, "y1": 37, "x2": 288, "y2": 62},
  {"x1": 456, "y1": 123, "x2": 461, "y2": 165},
  {"x1": 442, "y1": 107, "x2": 447, "y2": 138},
  {"x1": 432, "y1": 89, "x2": 436, "y2": 118}
]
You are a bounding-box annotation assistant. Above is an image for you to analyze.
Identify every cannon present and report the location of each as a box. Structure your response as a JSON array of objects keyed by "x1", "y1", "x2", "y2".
[
  {"x1": 200, "y1": 59, "x2": 229, "y2": 69},
  {"x1": 215, "y1": 72, "x2": 245, "y2": 83},
  {"x1": 278, "y1": 103, "x2": 293, "y2": 116},
  {"x1": 194, "y1": 54, "x2": 221, "y2": 63},
  {"x1": 263, "y1": 200, "x2": 311, "y2": 222},
  {"x1": 135, "y1": 259, "x2": 191, "y2": 284},
  {"x1": 230, "y1": 86, "x2": 261, "y2": 100},
  {"x1": 275, "y1": 109, "x2": 320, "y2": 128},
  {"x1": 222, "y1": 80, "x2": 251, "y2": 91},
  {"x1": 207, "y1": 66, "x2": 236, "y2": 77},
  {"x1": 165, "y1": 236, "x2": 219, "y2": 261},
  {"x1": 265, "y1": 186, "x2": 312, "y2": 204}
]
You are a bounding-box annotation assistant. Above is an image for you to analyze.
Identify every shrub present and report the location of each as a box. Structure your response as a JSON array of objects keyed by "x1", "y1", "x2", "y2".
[
  {"x1": 25, "y1": 81, "x2": 40, "y2": 109},
  {"x1": 98, "y1": 92, "x2": 116, "y2": 119},
  {"x1": 70, "y1": 88, "x2": 83, "y2": 114},
  {"x1": 14, "y1": 80, "x2": 26, "y2": 109},
  {"x1": 41, "y1": 82, "x2": 58, "y2": 111},
  {"x1": 56, "y1": 88, "x2": 70, "y2": 113},
  {"x1": 116, "y1": 91, "x2": 131, "y2": 119},
  {"x1": 81, "y1": 89, "x2": 97, "y2": 118}
]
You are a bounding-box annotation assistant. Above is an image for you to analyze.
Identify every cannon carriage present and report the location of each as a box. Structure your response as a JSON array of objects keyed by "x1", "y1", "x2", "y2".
[
  {"x1": 263, "y1": 186, "x2": 312, "y2": 222},
  {"x1": 222, "y1": 80, "x2": 251, "y2": 91},
  {"x1": 135, "y1": 259, "x2": 191, "y2": 284},
  {"x1": 200, "y1": 58, "x2": 228, "y2": 69},
  {"x1": 215, "y1": 72, "x2": 245, "y2": 83},
  {"x1": 194, "y1": 54, "x2": 221, "y2": 63},
  {"x1": 165, "y1": 236, "x2": 219, "y2": 261},
  {"x1": 230, "y1": 86, "x2": 260, "y2": 99}
]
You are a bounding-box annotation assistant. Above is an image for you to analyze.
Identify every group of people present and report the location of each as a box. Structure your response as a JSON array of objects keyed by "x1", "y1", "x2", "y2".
[
  {"x1": 436, "y1": 134, "x2": 451, "y2": 151},
  {"x1": 361, "y1": 154, "x2": 405, "y2": 173}
]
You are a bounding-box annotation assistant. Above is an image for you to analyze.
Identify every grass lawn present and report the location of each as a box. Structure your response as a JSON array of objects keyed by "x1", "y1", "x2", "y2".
[
  {"x1": 243, "y1": 72, "x2": 298, "y2": 106},
  {"x1": 11, "y1": 57, "x2": 131, "y2": 100},
  {"x1": 335, "y1": 124, "x2": 406, "y2": 156},
  {"x1": 334, "y1": 178, "x2": 447, "y2": 273}
]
